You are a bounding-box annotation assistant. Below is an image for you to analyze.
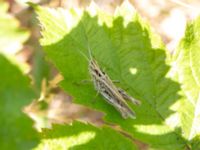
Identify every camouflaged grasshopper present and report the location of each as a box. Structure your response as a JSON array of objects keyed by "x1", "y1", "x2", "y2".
[{"x1": 79, "y1": 44, "x2": 141, "y2": 119}]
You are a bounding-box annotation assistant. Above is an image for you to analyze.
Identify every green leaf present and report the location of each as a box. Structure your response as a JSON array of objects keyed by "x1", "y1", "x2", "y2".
[
  {"x1": 0, "y1": 54, "x2": 39, "y2": 149},
  {"x1": 33, "y1": 1, "x2": 200, "y2": 149},
  {"x1": 172, "y1": 16, "x2": 200, "y2": 143},
  {"x1": 189, "y1": 136, "x2": 200, "y2": 150},
  {"x1": 33, "y1": 121, "x2": 137, "y2": 150},
  {"x1": 0, "y1": 1, "x2": 30, "y2": 55},
  {"x1": 0, "y1": 2, "x2": 38, "y2": 149}
]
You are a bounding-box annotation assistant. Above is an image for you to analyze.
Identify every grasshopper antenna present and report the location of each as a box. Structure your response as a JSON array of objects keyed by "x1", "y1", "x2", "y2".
[
  {"x1": 74, "y1": 21, "x2": 93, "y2": 62},
  {"x1": 81, "y1": 21, "x2": 93, "y2": 61},
  {"x1": 76, "y1": 36, "x2": 92, "y2": 62},
  {"x1": 77, "y1": 46, "x2": 90, "y2": 62},
  {"x1": 86, "y1": 38, "x2": 93, "y2": 60},
  {"x1": 71, "y1": 40, "x2": 91, "y2": 63}
]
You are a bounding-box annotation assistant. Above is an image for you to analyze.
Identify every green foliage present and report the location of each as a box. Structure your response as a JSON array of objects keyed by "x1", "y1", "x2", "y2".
[
  {"x1": 0, "y1": 54, "x2": 39, "y2": 149},
  {"x1": 0, "y1": 2, "x2": 38, "y2": 149},
  {"x1": 31, "y1": 1, "x2": 200, "y2": 149},
  {"x1": 172, "y1": 16, "x2": 200, "y2": 142},
  {"x1": 34, "y1": 122, "x2": 137, "y2": 150}
]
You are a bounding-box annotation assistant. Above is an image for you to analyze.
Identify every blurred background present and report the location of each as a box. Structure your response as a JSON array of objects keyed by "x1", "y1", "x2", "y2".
[{"x1": 6, "y1": 0, "x2": 200, "y2": 52}]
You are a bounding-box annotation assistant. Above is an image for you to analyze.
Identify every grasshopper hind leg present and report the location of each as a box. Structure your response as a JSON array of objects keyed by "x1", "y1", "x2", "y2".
[
  {"x1": 113, "y1": 101, "x2": 136, "y2": 119},
  {"x1": 118, "y1": 88, "x2": 141, "y2": 105},
  {"x1": 119, "y1": 107, "x2": 136, "y2": 119}
]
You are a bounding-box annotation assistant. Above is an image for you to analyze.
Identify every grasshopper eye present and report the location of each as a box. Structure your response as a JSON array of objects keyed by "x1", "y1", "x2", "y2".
[{"x1": 94, "y1": 69, "x2": 102, "y2": 77}]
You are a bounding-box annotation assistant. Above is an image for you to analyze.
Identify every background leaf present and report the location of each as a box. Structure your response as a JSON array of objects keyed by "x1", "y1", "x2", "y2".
[
  {"x1": 0, "y1": 54, "x2": 39, "y2": 149},
  {"x1": 171, "y1": 16, "x2": 200, "y2": 144},
  {"x1": 0, "y1": 2, "x2": 38, "y2": 149}
]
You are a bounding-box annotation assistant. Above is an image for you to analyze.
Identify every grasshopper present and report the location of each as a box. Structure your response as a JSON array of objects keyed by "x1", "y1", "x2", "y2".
[
  {"x1": 77, "y1": 42, "x2": 141, "y2": 119},
  {"x1": 88, "y1": 55, "x2": 140, "y2": 119}
]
